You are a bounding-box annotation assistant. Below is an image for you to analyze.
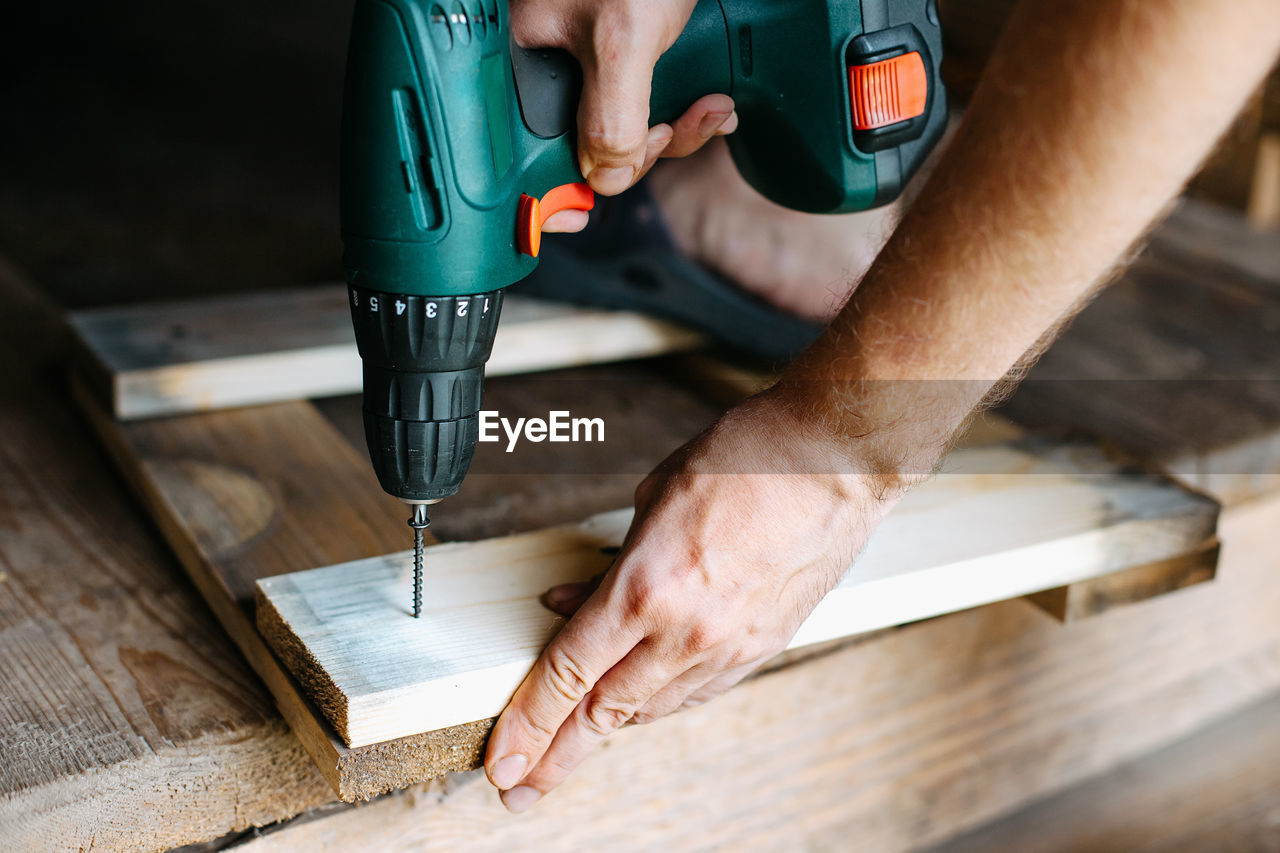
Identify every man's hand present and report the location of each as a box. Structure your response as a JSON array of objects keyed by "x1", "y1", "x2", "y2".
[
  {"x1": 483, "y1": 391, "x2": 900, "y2": 812},
  {"x1": 509, "y1": 0, "x2": 738, "y2": 232}
]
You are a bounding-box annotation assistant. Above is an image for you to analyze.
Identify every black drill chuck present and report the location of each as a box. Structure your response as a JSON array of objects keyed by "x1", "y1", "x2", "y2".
[{"x1": 348, "y1": 286, "x2": 504, "y2": 502}]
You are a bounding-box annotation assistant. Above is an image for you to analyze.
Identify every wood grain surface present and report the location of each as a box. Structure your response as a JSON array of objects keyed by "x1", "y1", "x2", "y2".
[
  {"x1": 257, "y1": 440, "x2": 1218, "y2": 747},
  {"x1": 931, "y1": 670, "x2": 1280, "y2": 851},
  {"x1": 0, "y1": 258, "x2": 337, "y2": 851}
]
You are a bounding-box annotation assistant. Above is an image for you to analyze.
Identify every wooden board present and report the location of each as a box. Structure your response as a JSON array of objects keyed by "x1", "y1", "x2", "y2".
[
  {"x1": 1148, "y1": 198, "x2": 1280, "y2": 286},
  {"x1": 69, "y1": 287, "x2": 703, "y2": 420},
  {"x1": 231, "y1": 492, "x2": 1280, "y2": 853},
  {"x1": 256, "y1": 438, "x2": 1217, "y2": 748}
]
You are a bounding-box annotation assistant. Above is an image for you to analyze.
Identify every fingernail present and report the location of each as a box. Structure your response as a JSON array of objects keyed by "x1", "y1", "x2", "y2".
[
  {"x1": 648, "y1": 127, "x2": 674, "y2": 148},
  {"x1": 489, "y1": 754, "x2": 528, "y2": 790},
  {"x1": 588, "y1": 166, "x2": 633, "y2": 195},
  {"x1": 501, "y1": 785, "x2": 543, "y2": 813},
  {"x1": 715, "y1": 111, "x2": 740, "y2": 136},
  {"x1": 698, "y1": 110, "x2": 733, "y2": 138},
  {"x1": 545, "y1": 582, "x2": 585, "y2": 608}
]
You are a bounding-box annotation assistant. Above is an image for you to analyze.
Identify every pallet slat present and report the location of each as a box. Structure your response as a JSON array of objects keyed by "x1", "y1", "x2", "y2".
[{"x1": 70, "y1": 288, "x2": 703, "y2": 420}]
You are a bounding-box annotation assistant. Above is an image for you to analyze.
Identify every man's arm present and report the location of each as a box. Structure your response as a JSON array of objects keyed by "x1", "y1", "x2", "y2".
[
  {"x1": 788, "y1": 0, "x2": 1280, "y2": 481},
  {"x1": 485, "y1": 0, "x2": 1280, "y2": 813}
]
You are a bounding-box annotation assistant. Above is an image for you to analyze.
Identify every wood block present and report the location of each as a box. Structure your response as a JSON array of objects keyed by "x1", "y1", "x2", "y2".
[
  {"x1": 69, "y1": 287, "x2": 703, "y2": 420},
  {"x1": 1246, "y1": 131, "x2": 1280, "y2": 230},
  {"x1": 256, "y1": 439, "x2": 1218, "y2": 748},
  {"x1": 1025, "y1": 538, "x2": 1220, "y2": 622}
]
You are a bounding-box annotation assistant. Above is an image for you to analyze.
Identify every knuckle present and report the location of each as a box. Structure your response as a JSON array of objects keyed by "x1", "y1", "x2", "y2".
[
  {"x1": 617, "y1": 571, "x2": 664, "y2": 623},
  {"x1": 630, "y1": 708, "x2": 662, "y2": 726},
  {"x1": 590, "y1": 16, "x2": 646, "y2": 63},
  {"x1": 633, "y1": 474, "x2": 658, "y2": 506},
  {"x1": 543, "y1": 646, "x2": 593, "y2": 703},
  {"x1": 519, "y1": 713, "x2": 559, "y2": 743},
  {"x1": 728, "y1": 639, "x2": 773, "y2": 668},
  {"x1": 581, "y1": 694, "x2": 637, "y2": 736},
  {"x1": 682, "y1": 618, "x2": 730, "y2": 655},
  {"x1": 583, "y1": 126, "x2": 647, "y2": 161}
]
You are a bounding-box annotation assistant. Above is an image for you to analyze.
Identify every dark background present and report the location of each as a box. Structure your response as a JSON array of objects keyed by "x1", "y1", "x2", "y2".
[{"x1": 0, "y1": 2, "x2": 356, "y2": 308}]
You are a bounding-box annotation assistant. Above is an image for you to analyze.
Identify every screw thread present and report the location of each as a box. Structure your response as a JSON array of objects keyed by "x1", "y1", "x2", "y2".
[{"x1": 408, "y1": 509, "x2": 431, "y2": 619}]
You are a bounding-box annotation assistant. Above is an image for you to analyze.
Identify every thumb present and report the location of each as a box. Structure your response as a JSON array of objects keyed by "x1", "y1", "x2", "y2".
[{"x1": 576, "y1": 27, "x2": 671, "y2": 195}]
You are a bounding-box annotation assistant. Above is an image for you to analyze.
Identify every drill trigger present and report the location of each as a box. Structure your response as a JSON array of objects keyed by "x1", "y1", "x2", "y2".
[{"x1": 516, "y1": 182, "x2": 595, "y2": 257}]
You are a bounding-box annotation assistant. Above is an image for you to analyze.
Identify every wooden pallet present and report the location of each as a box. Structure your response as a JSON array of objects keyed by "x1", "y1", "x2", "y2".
[{"x1": 73, "y1": 363, "x2": 1219, "y2": 798}]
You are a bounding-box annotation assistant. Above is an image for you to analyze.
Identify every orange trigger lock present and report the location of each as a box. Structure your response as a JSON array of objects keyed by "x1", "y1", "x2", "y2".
[{"x1": 516, "y1": 182, "x2": 595, "y2": 257}]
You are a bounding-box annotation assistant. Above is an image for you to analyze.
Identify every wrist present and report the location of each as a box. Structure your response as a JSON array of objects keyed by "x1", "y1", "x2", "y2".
[{"x1": 763, "y1": 372, "x2": 969, "y2": 502}]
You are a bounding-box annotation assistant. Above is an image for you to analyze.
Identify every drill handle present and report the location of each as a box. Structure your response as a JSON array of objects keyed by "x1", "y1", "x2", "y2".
[{"x1": 511, "y1": 0, "x2": 947, "y2": 214}]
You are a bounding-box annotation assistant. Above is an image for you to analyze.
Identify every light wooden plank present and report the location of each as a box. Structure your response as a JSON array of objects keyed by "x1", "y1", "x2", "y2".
[
  {"x1": 69, "y1": 287, "x2": 703, "y2": 420},
  {"x1": 235, "y1": 491, "x2": 1280, "y2": 853},
  {"x1": 257, "y1": 439, "x2": 1218, "y2": 748}
]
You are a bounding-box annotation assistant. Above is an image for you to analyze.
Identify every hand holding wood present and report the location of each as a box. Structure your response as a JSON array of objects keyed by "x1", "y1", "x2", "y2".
[{"x1": 483, "y1": 393, "x2": 896, "y2": 811}]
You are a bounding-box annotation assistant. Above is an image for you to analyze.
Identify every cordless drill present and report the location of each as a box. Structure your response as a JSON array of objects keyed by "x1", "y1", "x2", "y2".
[{"x1": 341, "y1": 0, "x2": 946, "y2": 615}]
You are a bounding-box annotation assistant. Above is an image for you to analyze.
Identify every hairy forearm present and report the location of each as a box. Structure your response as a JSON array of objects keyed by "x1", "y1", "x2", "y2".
[{"x1": 780, "y1": 0, "x2": 1280, "y2": 482}]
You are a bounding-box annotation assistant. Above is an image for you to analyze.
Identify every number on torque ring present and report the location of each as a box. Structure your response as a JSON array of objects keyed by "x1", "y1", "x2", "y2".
[{"x1": 426, "y1": 302, "x2": 437, "y2": 318}]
